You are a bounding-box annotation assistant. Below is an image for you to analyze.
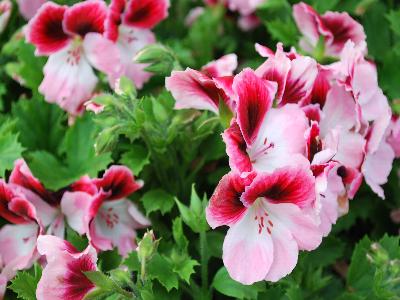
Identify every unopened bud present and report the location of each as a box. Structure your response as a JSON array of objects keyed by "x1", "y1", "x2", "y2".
[{"x1": 137, "y1": 230, "x2": 160, "y2": 262}]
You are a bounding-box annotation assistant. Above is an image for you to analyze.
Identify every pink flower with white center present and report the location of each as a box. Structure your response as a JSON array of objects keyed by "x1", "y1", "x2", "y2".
[
  {"x1": 16, "y1": 0, "x2": 46, "y2": 20},
  {"x1": 206, "y1": 167, "x2": 322, "y2": 284},
  {"x1": 26, "y1": 1, "x2": 122, "y2": 115},
  {"x1": 292, "y1": 2, "x2": 366, "y2": 58},
  {"x1": 105, "y1": 0, "x2": 169, "y2": 88},
  {"x1": 166, "y1": 54, "x2": 238, "y2": 114},
  {"x1": 0, "y1": 0, "x2": 11, "y2": 34},
  {"x1": 62, "y1": 165, "x2": 150, "y2": 256},
  {"x1": 36, "y1": 235, "x2": 97, "y2": 300},
  {"x1": 222, "y1": 68, "x2": 309, "y2": 174},
  {"x1": 0, "y1": 180, "x2": 42, "y2": 287},
  {"x1": 255, "y1": 43, "x2": 318, "y2": 107}
]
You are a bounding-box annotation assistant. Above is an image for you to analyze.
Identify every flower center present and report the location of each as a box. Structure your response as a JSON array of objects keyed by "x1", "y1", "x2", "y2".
[
  {"x1": 252, "y1": 199, "x2": 274, "y2": 235},
  {"x1": 250, "y1": 137, "x2": 275, "y2": 163},
  {"x1": 66, "y1": 38, "x2": 83, "y2": 66},
  {"x1": 100, "y1": 207, "x2": 119, "y2": 229}
]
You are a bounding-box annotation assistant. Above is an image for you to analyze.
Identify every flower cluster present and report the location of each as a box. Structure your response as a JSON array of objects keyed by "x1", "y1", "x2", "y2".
[
  {"x1": 26, "y1": 0, "x2": 169, "y2": 115},
  {"x1": 166, "y1": 2, "x2": 397, "y2": 284},
  {"x1": 0, "y1": 159, "x2": 148, "y2": 299}
]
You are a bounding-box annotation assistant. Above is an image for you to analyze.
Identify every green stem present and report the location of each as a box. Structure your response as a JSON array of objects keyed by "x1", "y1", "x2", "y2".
[
  {"x1": 199, "y1": 230, "x2": 209, "y2": 300},
  {"x1": 140, "y1": 258, "x2": 146, "y2": 284}
]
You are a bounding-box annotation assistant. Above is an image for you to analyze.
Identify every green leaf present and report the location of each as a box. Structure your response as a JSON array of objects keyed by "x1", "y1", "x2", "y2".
[
  {"x1": 347, "y1": 236, "x2": 374, "y2": 293},
  {"x1": 123, "y1": 251, "x2": 140, "y2": 272},
  {"x1": 9, "y1": 271, "x2": 41, "y2": 300},
  {"x1": 12, "y1": 97, "x2": 66, "y2": 153},
  {"x1": 172, "y1": 217, "x2": 188, "y2": 250},
  {"x1": 98, "y1": 249, "x2": 122, "y2": 272},
  {"x1": 171, "y1": 256, "x2": 199, "y2": 284},
  {"x1": 29, "y1": 116, "x2": 112, "y2": 190},
  {"x1": 363, "y1": 2, "x2": 391, "y2": 60},
  {"x1": 147, "y1": 254, "x2": 179, "y2": 291},
  {"x1": 266, "y1": 19, "x2": 299, "y2": 46},
  {"x1": 141, "y1": 189, "x2": 175, "y2": 215},
  {"x1": 66, "y1": 225, "x2": 88, "y2": 252},
  {"x1": 0, "y1": 121, "x2": 24, "y2": 177},
  {"x1": 386, "y1": 10, "x2": 400, "y2": 36},
  {"x1": 120, "y1": 144, "x2": 150, "y2": 176},
  {"x1": 212, "y1": 267, "x2": 266, "y2": 299},
  {"x1": 301, "y1": 236, "x2": 345, "y2": 268}
]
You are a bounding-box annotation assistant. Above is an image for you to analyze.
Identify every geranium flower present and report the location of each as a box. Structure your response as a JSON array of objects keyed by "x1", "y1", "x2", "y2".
[
  {"x1": 105, "y1": 0, "x2": 170, "y2": 88},
  {"x1": 62, "y1": 165, "x2": 150, "y2": 256},
  {"x1": 206, "y1": 166, "x2": 322, "y2": 284},
  {"x1": 16, "y1": 0, "x2": 46, "y2": 20},
  {"x1": 0, "y1": 0, "x2": 11, "y2": 34},
  {"x1": 27, "y1": 1, "x2": 122, "y2": 115},
  {"x1": 36, "y1": 235, "x2": 97, "y2": 300},
  {"x1": 166, "y1": 54, "x2": 238, "y2": 114},
  {"x1": 292, "y1": 2, "x2": 366, "y2": 57},
  {"x1": 0, "y1": 180, "x2": 42, "y2": 288},
  {"x1": 222, "y1": 68, "x2": 309, "y2": 174}
]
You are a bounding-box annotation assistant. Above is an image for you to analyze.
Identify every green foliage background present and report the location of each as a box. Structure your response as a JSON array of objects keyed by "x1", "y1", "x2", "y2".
[{"x1": 0, "y1": 0, "x2": 399, "y2": 299}]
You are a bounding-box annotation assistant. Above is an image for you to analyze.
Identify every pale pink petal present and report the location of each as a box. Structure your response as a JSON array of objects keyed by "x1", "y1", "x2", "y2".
[
  {"x1": 61, "y1": 191, "x2": 93, "y2": 235},
  {"x1": 362, "y1": 140, "x2": 395, "y2": 199},
  {"x1": 89, "y1": 199, "x2": 149, "y2": 256},
  {"x1": 222, "y1": 209, "x2": 273, "y2": 285},
  {"x1": 227, "y1": 0, "x2": 264, "y2": 16},
  {"x1": 387, "y1": 116, "x2": 400, "y2": 158},
  {"x1": 264, "y1": 219, "x2": 298, "y2": 282},
  {"x1": 238, "y1": 14, "x2": 260, "y2": 31},
  {"x1": 254, "y1": 43, "x2": 275, "y2": 58},
  {"x1": 39, "y1": 44, "x2": 98, "y2": 115},
  {"x1": 320, "y1": 84, "x2": 357, "y2": 137},
  {"x1": 17, "y1": 0, "x2": 46, "y2": 20},
  {"x1": 0, "y1": 0, "x2": 11, "y2": 33},
  {"x1": 115, "y1": 26, "x2": 155, "y2": 89},
  {"x1": 83, "y1": 32, "x2": 123, "y2": 86},
  {"x1": 185, "y1": 7, "x2": 204, "y2": 27},
  {"x1": 201, "y1": 54, "x2": 238, "y2": 78},
  {"x1": 166, "y1": 68, "x2": 221, "y2": 114},
  {"x1": 292, "y1": 3, "x2": 323, "y2": 49}
]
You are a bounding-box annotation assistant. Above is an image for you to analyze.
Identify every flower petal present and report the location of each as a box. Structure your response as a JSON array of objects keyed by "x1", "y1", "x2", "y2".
[
  {"x1": 63, "y1": 0, "x2": 107, "y2": 37},
  {"x1": 123, "y1": 0, "x2": 169, "y2": 29},
  {"x1": 206, "y1": 172, "x2": 248, "y2": 229},
  {"x1": 201, "y1": 54, "x2": 238, "y2": 78},
  {"x1": 233, "y1": 68, "x2": 277, "y2": 146},
  {"x1": 26, "y1": 2, "x2": 70, "y2": 55}
]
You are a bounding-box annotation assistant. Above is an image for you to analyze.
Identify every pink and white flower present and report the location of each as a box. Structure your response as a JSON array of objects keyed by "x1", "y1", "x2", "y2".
[
  {"x1": 27, "y1": 1, "x2": 122, "y2": 115},
  {"x1": 206, "y1": 167, "x2": 322, "y2": 284},
  {"x1": 62, "y1": 165, "x2": 150, "y2": 256},
  {"x1": 16, "y1": 0, "x2": 46, "y2": 20},
  {"x1": 0, "y1": 0, "x2": 11, "y2": 34},
  {"x1": 222, "y1": 68, "x2": 309, "y2": 174},
  {"x1": 255, "y1": 43, "x2": 318, "y2": 106},
  {"x1": 0, "y1": 180, "x2": 42, "y2": 288},
  {"x1": 36, "y1": 235, "x2": 97, "y2": 300},
  {"x1": 293, "y1": 2, "x2": 366, "y2": 57},
  {"x1": 166, "y1": 54, "x2": 238, "y2": 114},
  {"x1": 105, "y1": 0, "x2": 170, "y2": 88}
]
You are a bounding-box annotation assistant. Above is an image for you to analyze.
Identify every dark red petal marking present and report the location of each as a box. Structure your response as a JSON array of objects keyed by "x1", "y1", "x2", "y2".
[
  {"x1": 63, "y1": 0, "x2": 107, "y2": 37},
  {"x1": 93, "y1": 166, "x2": 142, "y2": 200},
  {"x1": 0, "y1": 181, "x2": 30, "y2": 224},
  {"x1": 9, "y1": 160, "x2": 57, "y2": 205},
  {"x1": 123, "y1": 0, "x2": 169, "y2": 29},
  {"x1": 27, "y1": 2, "x2": 69, "y2": 55},
  {"x1": 207, "y1": 172, "x2": 248, "y2": 226},
  {"x1": 233, "y1": 68, "x2": 276, "y2": 146},
  {"x1": 242, "y1": 167, "x2": 315, "y2": 208},
  {"x1": 63, "y1": 254, "x2": 96, "y2": 300},
  {"x1": 222, "y1": 121, "x2": 253, "y2": 173},
  {"x1": 309, "y1": 67, "x2": 330, "y2": 107},
  {"x1": 306, "y1": 121, "x2": 322, "y2": 162},
  {"x1": 105, "y1": 0, "x2": 126, "y2": 41}
]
